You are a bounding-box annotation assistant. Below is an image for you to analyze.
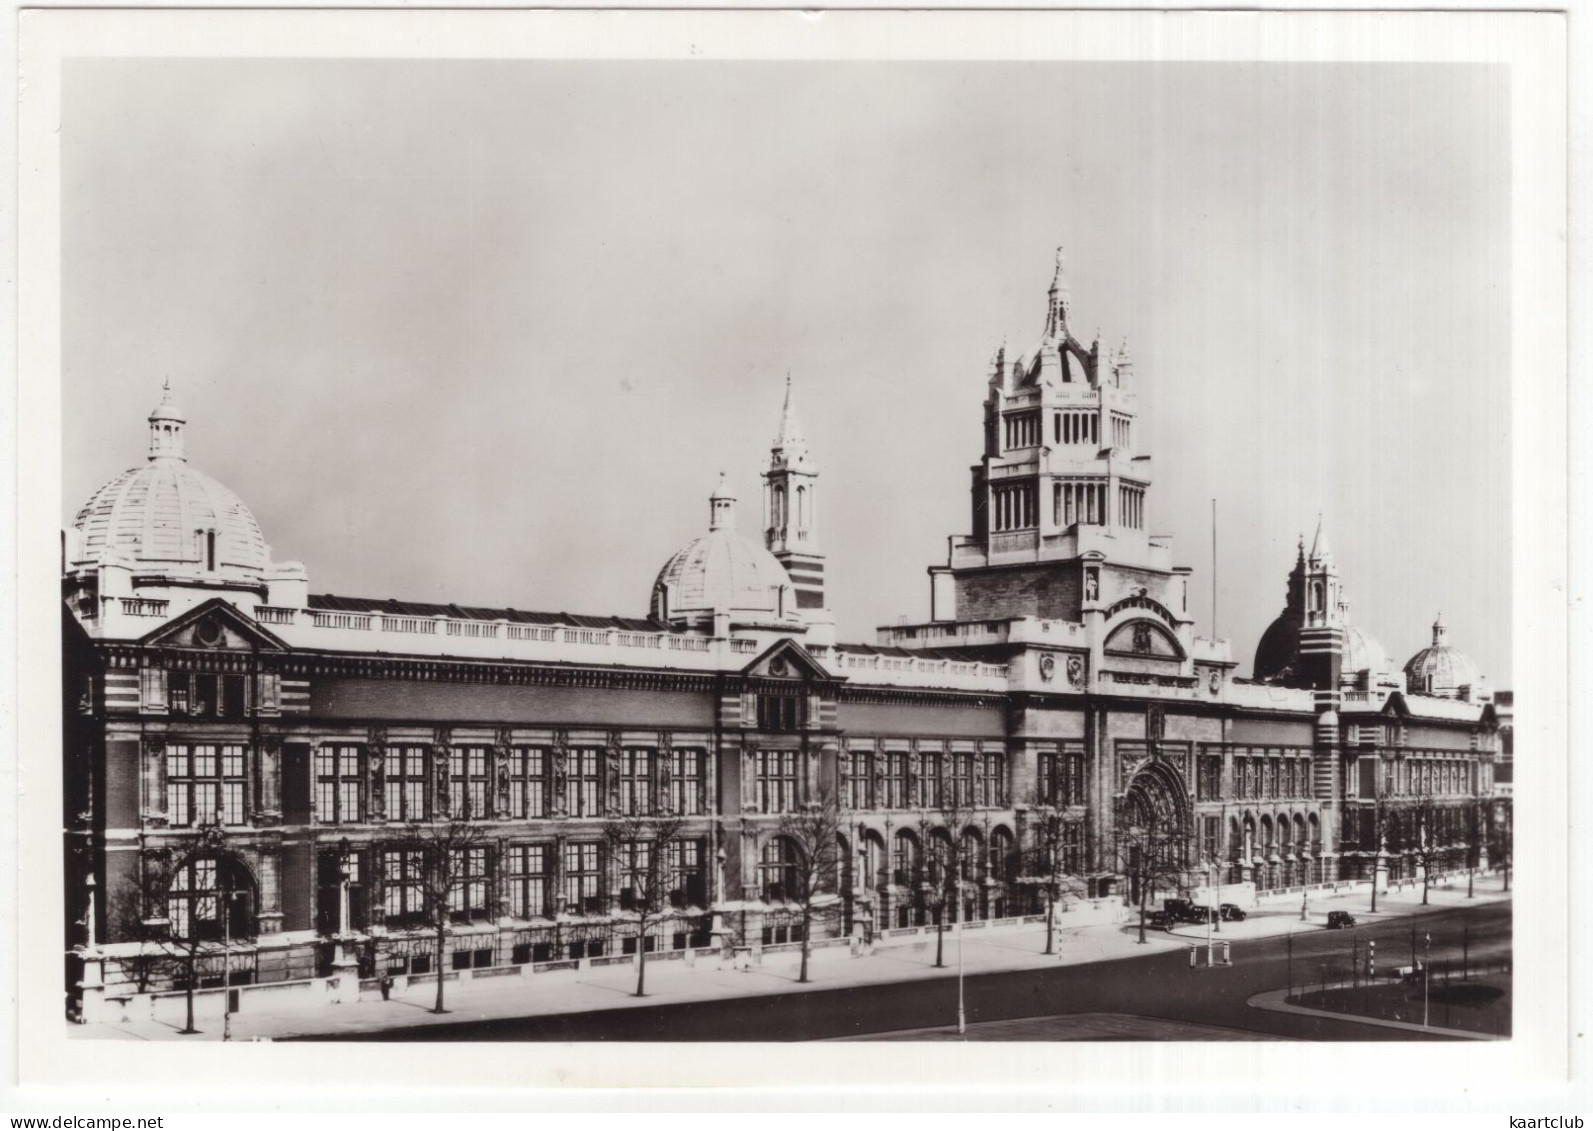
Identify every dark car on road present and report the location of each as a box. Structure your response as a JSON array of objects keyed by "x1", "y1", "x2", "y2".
[
  {"x1": 1218, "y1": 903, "x2": 1247, "y2": 922},
  {"x1": 1144, "y1": 910, "x2": 1177, "y2": 932},
  {"x1": 1163, "y1": 898, "x2": 1206, "y2": 924},
  {"x1": 1326, "y1": 910, "x2": 1357, "y2": 929}
]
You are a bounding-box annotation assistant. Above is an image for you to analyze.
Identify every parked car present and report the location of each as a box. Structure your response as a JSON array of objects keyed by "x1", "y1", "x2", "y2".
[
  {"x1": 1187, "y1": 903, "x2": 1215, "y2": 924},
  {"x1": 1218, "y1": 903, "x2": 1247, "y2": 922},
  {"x1": 1326, "y1": 910, "x2": 1357, "y2": 929},
  {"x1": 1144, "y1": 910, "x2": 1177, "y2": 932},
  {"x1": 1163, "y1": 898, "x2": 1205, "y2": 924}
]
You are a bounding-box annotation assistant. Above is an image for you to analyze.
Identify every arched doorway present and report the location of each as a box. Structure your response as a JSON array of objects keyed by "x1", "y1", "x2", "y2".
[{"x1": 1120, "y1": 760, "x2": 1192, "y2": 907}]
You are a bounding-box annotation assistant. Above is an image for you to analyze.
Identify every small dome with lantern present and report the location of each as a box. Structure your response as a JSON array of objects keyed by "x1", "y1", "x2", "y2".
[
  {"x1": 651, "y1": 475, "x2": 801, "y2": 632},
  {"x1": 68, "y1": 384, "x2": 270, "y2": 588},
  {"x1": 1404, "y1": 613, "x2": 1487, "y2": 700}
]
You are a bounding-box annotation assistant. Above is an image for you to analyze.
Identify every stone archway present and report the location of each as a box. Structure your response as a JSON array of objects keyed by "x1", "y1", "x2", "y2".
[{"x1": 1120, "y1": 760, "x2": 1192, "y2": 906}]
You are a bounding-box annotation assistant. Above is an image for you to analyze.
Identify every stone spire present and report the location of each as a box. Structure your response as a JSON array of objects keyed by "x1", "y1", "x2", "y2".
[
  {"x1": 770, "y1": 372, "x2": 813, "y2": 471},
  {"x1": 1308, "y1": 515, "x2": 1335, "y2": 568},
  {"x1": 1046, "y1": 246, "x2": 1070, "y2": 337},
  {"x1": 147, "y1": 379, "x2": 187, "y2": 462}
]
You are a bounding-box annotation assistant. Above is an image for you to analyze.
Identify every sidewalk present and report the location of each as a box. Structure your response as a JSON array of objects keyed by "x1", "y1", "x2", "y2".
[{"x1": 73, "y1": 874, "x2": 1511, "y2": 1042}]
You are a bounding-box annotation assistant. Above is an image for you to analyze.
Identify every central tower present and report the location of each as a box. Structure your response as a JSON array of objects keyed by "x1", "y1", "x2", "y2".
[{"x1": 927, "y1": 249, "x2": 1187, "y2": 626}]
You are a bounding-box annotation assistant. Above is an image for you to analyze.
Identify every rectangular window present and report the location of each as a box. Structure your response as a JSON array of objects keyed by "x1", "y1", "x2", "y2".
[
  {"x1": 384, "y1": 746, "x2": 429, "y2": 822},
  {"x1": 757, "y1": 694, "x2": 804, "y2": 732},
  {"x1": 758, "y1": 749, "x2": 800, "y2": 813},
  {"x1": 620, "y1": 748, "x2": 654, "y2": 816},
  {"x1": 669, "y1": 747, "x2": 703, "y2": 816},
  {"x1": 883, "y1": 751, "x2": 908, "y2": 809},
  {"x1": 166, "y1": 744, "x2": 248, "y2": 827},
  {"x1": 506, "y1": 748, "x2": 548, "y2": 820},
  {"x1": 382, "y1": 848, "x2": 427, "y2": 928},
  {"x1": 1197, "y1": 755, "x2": 1223, "y2": 801},
  {"x1": 950, "y1": 752, "x2": 975, "y2": 808},
  {"x1": 563, "y1": 841, "x2": 602, "y2": 916},
  {"x1": 1062, "y1": 823, "x2": 1084, "y2": 875},
  {"x1": 447, "y1": 846, "x2": 488, "y2": 923},
  {"x1": 667, "y1": 839, "x2": 707, "y2": 908},
  {"x1": 980, "y1": 753, "x2": 1003, "y2": 807},
  {"x1": 918, "y1": 754, "x2": 942, "y2": 809},
  {"x1": 505, "y1": 844, "x2": 551, "y2": 919},
  {"x1": 615, "y1": 840, "x2": 653, "y2": 911},
  {"x1": 842, "y1": 748, "x2": 872, "y2": 810},
  {"x1": 566, "y1": 748, "x2": 602, "y2": 817},
  {"x1": 165, "y1": 672, "x2": 249, "y2": 719},
  {"x1": 315, "y1": 744, "x2": 363, "y2": 825},
  {"x1": 448, "y1": 747, "x2": 489, "y2": 820}
]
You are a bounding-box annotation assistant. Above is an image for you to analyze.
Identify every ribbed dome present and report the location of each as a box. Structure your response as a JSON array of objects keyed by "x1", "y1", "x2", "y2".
[
  {"x1": 651, "y1": 476, "x2": 796, "y2": 625},
  {"x1": 69, "y1": 386, "x2": 269, "y2": 585},
  {"x1": 1403, "y1": 614, "x2": 1482, "y2": 697},
  {"x1": 73, "y1": 463, "x2": 268, "y2": 583},
  {"x1": 653, "y1": 531, "x2": 793, "y2": 618}
]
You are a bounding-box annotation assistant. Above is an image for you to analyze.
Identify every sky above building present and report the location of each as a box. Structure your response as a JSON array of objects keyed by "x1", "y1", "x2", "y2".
[{"x1": 60, "y1": 58, "x2": 1512, "y2": 684}]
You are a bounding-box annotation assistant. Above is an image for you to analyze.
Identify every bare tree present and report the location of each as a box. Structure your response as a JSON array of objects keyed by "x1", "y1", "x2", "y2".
[
  {"x1": 390, "y1": 815, "x2": 490, "y2": 1015},
  {"x1": 1019, "y1": 793, "x2": 1089, "y2": 955},
  {"x1": 775, "y1": 787, "x2": 846, "y2": 984},
  {"x1": 131, "y1": 822, "x2": 246, "y2": 1035},
  {"x1": 1113, "y1": 805, "x2": 1190, "y2": 945},
  {"x1": 107, "y1": 874, "x2": 173, "y2": 994},
  {"x1": 1404, "y1": 792, "x2": 1461, "y2": 906},
  {"x1": 601, "y1": 812, "x2": 687, "y2": 997},
  {"x1": 919, "y1": 784, "x2": 977, "y2": 970}
]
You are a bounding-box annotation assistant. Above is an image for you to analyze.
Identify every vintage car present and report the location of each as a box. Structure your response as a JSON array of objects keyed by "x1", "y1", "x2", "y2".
[
  {"x1": 1218, "y1": 903, "x2": 1247, "y2": 922},
  {"x1": 1326, "y1": 910, "x2": 1358, "y2": 929},
  {"x1": 1144, "y1": 910, "x2": 1178, "y2": 932}
]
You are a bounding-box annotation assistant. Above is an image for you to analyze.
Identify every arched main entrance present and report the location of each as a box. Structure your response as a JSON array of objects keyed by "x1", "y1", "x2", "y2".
[{"x1": 1119, "y1": 760, "x2": 1192, "y2": 907}]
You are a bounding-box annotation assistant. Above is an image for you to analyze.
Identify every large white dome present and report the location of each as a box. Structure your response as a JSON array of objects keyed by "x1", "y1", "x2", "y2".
[{"x1": 69, "y1": 387, "x2": 269, "y2": 586}]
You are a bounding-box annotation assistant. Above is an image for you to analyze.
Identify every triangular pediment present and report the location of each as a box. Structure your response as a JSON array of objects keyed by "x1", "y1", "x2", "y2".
[
  {"x1": 741, "y1": 637, "x2": 838, "y2": 682},
  {"x1": 1379, "y1": 691, "x2": 1412, "y2": 719},
  {"x1": 139, "y1": 597, "x2": 289, "y2": 652}
]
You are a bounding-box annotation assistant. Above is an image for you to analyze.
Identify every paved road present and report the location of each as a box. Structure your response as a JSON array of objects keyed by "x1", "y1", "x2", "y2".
[{"x1": 294, "y1": 901, "x2": 1509, "y2": 1043}]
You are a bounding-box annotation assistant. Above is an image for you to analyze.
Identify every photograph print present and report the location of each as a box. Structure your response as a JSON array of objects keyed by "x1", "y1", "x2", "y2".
[{"x1": 39, "y1": 12, "x2": 1554, "y2": 1062}]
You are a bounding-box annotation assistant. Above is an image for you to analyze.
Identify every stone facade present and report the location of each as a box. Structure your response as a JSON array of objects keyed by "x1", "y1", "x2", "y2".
[{"x1": 60, "y1": 254, "x2": 1503, "y2": 1017}]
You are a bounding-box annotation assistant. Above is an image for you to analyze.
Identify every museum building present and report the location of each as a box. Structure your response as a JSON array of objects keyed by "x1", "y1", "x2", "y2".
[{"x1": 61, "y1": 254, "x2": 1503, "y2": 1007}]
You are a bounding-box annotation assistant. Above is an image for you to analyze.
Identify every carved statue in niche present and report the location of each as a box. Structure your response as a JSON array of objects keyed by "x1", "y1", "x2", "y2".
[
  {"x1": 905, "y1": 741, "x2": 921, "y2": 808},
  {"x1": 432, "y1": 729, "x2": 452, "y2": 818},
  {"x1": 743, "y1": 745, "x2": 757, "y2": 809},
  {"x1": 871, "y1": 753, "x2": 885, "y2": 803},
  {"x1": 494, "y1": 727, "x2": 513, "y2": 816},
  {"x1": 604, "y1": 732, "x2": 622, "y2": 815},
  {"x1": 1132, "y1": 623, "x2": 1154, "y2": 654},
  {"x1": 551, "y1": 730, "x2": 569, "y2": 816},
  {"x1": 1067, "y1": 655, "x2": 1084, "y2": 688},
  {"x1": 1084, "y1": 569, "x2": 1100, "y2": 602},
  {"x1": 657, "y1": 731, "x2": 674, "y2": 812}
]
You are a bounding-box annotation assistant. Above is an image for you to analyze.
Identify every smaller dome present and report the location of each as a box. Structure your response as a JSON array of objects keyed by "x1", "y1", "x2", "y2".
[
  {"x1": 651, "y1": 479, "x2": 798, "y2": 628},
  {"x1": 1404, "y1": 613, "x2": 1484, "y2": 698},
  {"x1": 68, "y1": 385, "x2": 270, "y2": 587}
]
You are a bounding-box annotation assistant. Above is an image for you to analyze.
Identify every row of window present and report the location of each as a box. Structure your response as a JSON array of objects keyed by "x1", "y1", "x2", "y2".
[
  {"x1": 837, "y1": 751, "x2": 1008, "y2": 811},
  {"x1": 1118, "y1": 485, "x2": 1145, "y2": 531},
  {"x1": 1056, "y1": 410, "x2": 1098, "y2": 447},
  {"x1": 1351, "y1": 756, "x2": 1481, "y2": 800},
  {"x1": 314, "y1": 744, "x2": 708, "y2": 825},
  {"x1": 991, "y1": 481, "x2": 1038, "y2": 533},
  {"x1": 322, "y1": 838, "x2": 712, "y2": 931},
  {"x1": 1056, "y1": 480, "x2": 1108, "y2": 528}
]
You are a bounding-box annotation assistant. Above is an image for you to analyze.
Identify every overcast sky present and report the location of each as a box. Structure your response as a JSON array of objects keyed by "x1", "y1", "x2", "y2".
[{"x1": 61, "y1": 59, "x2": 1512, "y2": 683}]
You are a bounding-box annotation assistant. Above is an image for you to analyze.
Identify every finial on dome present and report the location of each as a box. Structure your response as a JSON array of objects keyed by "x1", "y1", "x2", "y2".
[
  {"x1": 708, "y1": 473, "x2": 737, "y2": 531},
  {"x1": 1432, "y1": 612, "x2": 1447, "y2": 646},
  {"x1": 147, "y1": 380, "x2": 187, "y2": 461}
]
